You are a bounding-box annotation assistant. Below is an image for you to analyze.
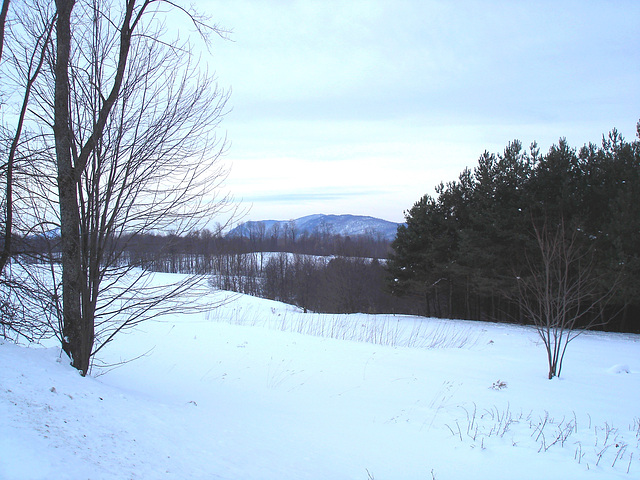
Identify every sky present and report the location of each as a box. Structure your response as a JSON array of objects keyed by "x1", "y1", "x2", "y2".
[{"x1": 189, "y1": 0, "x2": 639, "y2": 224}]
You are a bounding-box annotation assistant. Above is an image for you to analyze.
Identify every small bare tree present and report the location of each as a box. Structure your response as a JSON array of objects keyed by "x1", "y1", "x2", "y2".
[
  {"x1": 516, "y1": 219, "x2": 614, "y2": 379},
  {"x1": 0, "y1": 1, "x2": 58, "y2": 340}
]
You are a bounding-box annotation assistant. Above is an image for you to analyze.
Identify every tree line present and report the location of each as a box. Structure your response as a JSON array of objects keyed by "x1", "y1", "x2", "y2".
[
  {"x1": 387, "y1": 126, "x2": 640, "y2": 333},
  {"x1": 6, "y1": 223, "x2": 414, "y2": 316},
  {"x1": 100, "y1": 229, "x2": 410, "y2": 315},
  {"x1": 207, "y1": 250, "x2": 415, "y2": 316}
]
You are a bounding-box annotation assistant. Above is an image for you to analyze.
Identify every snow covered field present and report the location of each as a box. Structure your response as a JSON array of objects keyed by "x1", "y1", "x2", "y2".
[{"x1": 1, "y1": 273, "x2": 639, "y2": 479}]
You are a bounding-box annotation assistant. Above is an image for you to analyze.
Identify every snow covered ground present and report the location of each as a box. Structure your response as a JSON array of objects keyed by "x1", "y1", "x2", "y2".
[{"x1": 1, "y1": 273, "x2": 639, "y2": 479}]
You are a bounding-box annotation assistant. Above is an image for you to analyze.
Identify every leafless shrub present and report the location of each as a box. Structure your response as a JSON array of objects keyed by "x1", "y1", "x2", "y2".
[{"x1": 516, "y1": 218, "x2": 617, "y2": 379}]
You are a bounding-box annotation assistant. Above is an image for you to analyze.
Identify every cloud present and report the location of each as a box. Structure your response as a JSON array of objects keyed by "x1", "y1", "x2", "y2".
[
  {"x1": 197, "y1": 0, "x2": 640, "y2": 222},
  {"x1": 241, "y1": 188, "x2": 387, "y2": 204}
]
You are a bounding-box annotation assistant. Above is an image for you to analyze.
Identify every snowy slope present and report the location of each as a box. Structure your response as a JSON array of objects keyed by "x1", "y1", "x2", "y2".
[{"x1": 1, "y1": 276, "x2": 639, "y2": 479}]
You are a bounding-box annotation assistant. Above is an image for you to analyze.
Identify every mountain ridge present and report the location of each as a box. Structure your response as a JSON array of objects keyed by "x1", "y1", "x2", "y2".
[{"x1": 227, "y1": 214, "x2": 401, "y2": 242}]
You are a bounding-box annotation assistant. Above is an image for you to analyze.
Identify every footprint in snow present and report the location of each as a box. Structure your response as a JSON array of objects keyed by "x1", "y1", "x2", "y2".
[{"x1": 607, "y1": 364, "x2": 631, "y2": 374}]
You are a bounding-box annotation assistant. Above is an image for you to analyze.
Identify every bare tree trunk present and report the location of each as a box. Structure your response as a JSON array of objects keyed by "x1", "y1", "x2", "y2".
[
  {"x1": 54, "y1": 0, "x2": 89, "y2": 373},
  {"x1": 0, "y1": 0, "x2": 9, "y2": 61},
  {"x1": 0, "y1": 0, "x2": 10, "y2": 274}
]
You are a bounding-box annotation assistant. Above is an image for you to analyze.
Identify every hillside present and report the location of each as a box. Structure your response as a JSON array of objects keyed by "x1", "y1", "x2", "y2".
[
  {"x1": 1, "y1": 273, "x2": 639, "y2": 479},
  {"x1": 227, "y1": 214, "x2": 401, "y2": 242}
]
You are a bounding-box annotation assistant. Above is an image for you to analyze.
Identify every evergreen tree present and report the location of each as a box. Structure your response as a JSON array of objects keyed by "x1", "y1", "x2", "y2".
[{"x1": 387, "y1": 124, "x2": 640, "y2": 332}]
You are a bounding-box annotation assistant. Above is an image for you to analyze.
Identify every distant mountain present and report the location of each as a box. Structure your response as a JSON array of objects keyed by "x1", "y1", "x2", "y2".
[
  {"x1": 227, "y1": 214, "x2": 401, "y2": 242},
  {"x1": 23, "y1": 227, "x2": 60, "y2": 241}
]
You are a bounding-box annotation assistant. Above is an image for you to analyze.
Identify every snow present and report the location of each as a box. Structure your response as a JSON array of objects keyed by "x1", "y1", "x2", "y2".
[{"x1": 1, "y1": 272, "x2": 639, "y2": 479}]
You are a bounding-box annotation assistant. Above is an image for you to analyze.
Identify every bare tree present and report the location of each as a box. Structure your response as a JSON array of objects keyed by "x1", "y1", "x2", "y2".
[
  {"x1": 6, "y1": 0, "x2": 235, "y2": 374},
  {"x1": 516, "y1": 219, "x2": 615, "y2": 379}
]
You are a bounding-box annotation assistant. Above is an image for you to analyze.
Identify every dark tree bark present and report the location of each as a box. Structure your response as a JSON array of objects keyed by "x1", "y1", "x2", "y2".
[
  {"x1": 53, "y1": 0, "x2": 88, "y2": 372},
  {"x1": 0, "y1": 0, "x2": 9, "y2": 61}
]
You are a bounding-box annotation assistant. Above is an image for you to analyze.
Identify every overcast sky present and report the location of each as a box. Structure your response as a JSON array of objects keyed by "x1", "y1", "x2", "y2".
[{"x1": 192, "y1": 0, "x2": 639, "y2": 223}]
